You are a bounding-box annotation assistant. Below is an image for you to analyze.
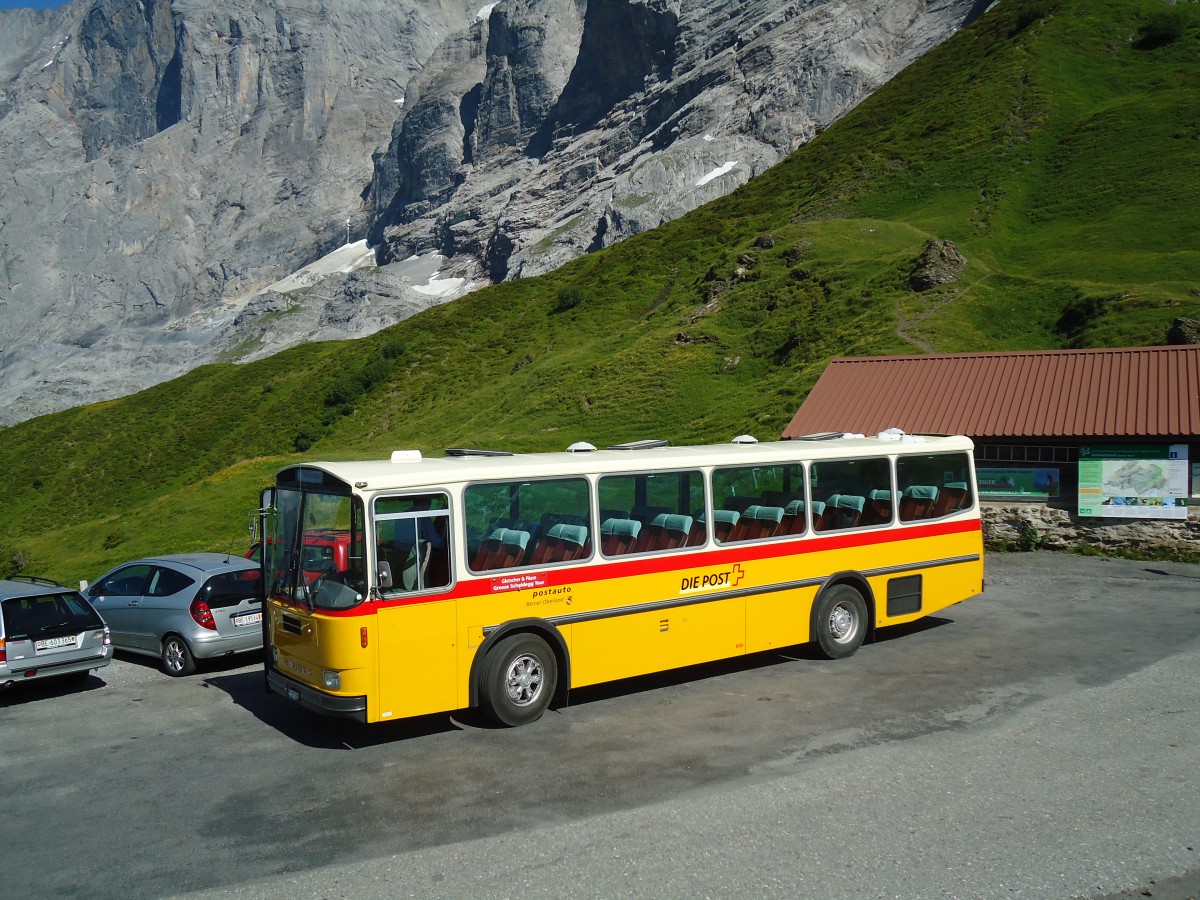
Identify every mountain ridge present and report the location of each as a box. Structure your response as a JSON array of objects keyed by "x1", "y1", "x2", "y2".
[{"x1": 0, "y1": 0, "x2": 980, "y2": 425}]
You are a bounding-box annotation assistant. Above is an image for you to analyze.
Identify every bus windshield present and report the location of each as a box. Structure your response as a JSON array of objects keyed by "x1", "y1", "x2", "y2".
[{"x1": 265, "y1": 486, "x2": 367, "y2": 610}]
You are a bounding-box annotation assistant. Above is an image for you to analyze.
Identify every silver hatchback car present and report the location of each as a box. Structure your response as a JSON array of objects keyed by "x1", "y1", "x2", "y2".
[
  {"x1": 1, "y1": 577, "x2": 113, "y2": 688},
  {"x1": 85, "y1": 553, "x2": 262, "y2": 676}
]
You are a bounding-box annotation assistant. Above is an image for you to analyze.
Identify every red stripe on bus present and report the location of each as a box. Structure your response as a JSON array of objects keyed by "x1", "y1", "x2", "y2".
[{"x1": 307, "y1": 517, "x2": 981, "y2": 618}]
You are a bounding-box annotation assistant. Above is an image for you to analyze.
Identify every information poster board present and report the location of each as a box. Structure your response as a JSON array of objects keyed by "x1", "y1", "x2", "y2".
[
  {"x1": 1078, "y1": 444, "x2": 1188, "y2": 520},
  {"x1": 977, "y1": 467, "x2": 1060, "y2": 499}
]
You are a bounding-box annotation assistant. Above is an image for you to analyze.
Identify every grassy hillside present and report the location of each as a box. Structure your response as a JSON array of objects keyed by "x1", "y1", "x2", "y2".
[{"x1": 2, "y1": 0, "x2": 1198, "y2": 584}]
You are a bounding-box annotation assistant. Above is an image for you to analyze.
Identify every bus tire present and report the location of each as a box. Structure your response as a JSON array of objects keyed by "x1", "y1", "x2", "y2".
[
  {"x1": 480, "y1": 633, "x2": 557, "y2": 727},
  {"x1": 814, "y1": 584, "x2": 868, "y2": 660}
]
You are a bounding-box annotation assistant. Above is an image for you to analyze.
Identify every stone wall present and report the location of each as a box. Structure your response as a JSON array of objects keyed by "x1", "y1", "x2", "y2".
[{"x1": 982, "y1": 503, "x2": 1200, "y2": 556}]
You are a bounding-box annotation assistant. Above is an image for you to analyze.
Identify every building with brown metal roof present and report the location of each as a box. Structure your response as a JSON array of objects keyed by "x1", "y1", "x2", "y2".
[{"x1": 783, "y1": 346, "x2": 1199, "y2": 517}]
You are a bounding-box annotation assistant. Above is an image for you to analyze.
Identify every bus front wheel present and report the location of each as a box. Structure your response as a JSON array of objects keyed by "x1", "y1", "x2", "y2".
[
  {"x1": 480, "y1": 633, "x2": 557, "y2": 727},
  {"x1": 814, "y1": 585, "x2": 868, "y2": 660}
]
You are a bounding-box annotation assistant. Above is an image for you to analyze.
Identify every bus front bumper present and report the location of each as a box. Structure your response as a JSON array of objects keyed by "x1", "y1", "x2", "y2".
[{"x1": 268, "y1": 668, "x2": 367, "y2": 723}]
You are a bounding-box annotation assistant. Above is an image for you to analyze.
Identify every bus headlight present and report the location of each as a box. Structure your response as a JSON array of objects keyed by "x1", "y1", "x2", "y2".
[
  {"x1": 271, "y1": 646, "x2": 279, "y2": 663},
  {"x1": 323, "y1": 670, "x2": 341, "y2": 690}
]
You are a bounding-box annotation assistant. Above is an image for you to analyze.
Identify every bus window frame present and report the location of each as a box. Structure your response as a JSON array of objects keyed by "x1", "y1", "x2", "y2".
[
  {"x1": 894, "y1": 450, "x2": 976, "y2": 523},
  {"x1": 710, "y1": 461, "x2": 809, "y2": 544},
  {"x1": 462, "y1": 475, "x2": 595, "y2": 575},
  {"x1": 808, "y1": 455, "x2": 893, "y2": 533},
  {"x1": 371, "y1": 491, "x2": 455, "y2": 598},
  {"x1": 596, "y1": 466, "x2": 708, "y2": 558}
]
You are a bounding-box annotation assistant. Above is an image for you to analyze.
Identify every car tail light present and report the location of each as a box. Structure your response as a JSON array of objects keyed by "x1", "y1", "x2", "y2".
[
  {"x1": 102, "y1": 627, "x2": 111, "y2": 646},
  {"x1": 190, "y1": 598, "x2": 217, "y2": 630},
  {"x1": 0, "y1": 639, "x2": 6, "y2": 663}
]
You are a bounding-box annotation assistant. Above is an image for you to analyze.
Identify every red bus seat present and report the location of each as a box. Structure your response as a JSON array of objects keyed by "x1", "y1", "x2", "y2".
[
  {"x1": 930, "y1": 483, "x2": 969, "y2": 518},
  {"x1": 863, "y1": 489, "x2": 892, "y2": 526},
  {"x1": 899, "y1": 485, "x2": 939, "y2": 521},
  {"x1": 529, "y1": 523, "x2": 590, "y2": 565},
  {"x1": 601, "y1": 518, "x2": 642, "y2": 556},
  {"x1": 471, "y1": 528, "x2": 530, "y2": 571},
  {"x1": 824, "y1": 495, "x2": 865, "y2": 530}
]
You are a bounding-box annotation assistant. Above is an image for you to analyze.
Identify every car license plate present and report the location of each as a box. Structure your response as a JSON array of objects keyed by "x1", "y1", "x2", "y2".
[
  {"x1": 35, "y1": 634, "x2": 76, "y2": 651},
  {"x1": 233, "y1": 612, "x2": 262, "y2": 627}
]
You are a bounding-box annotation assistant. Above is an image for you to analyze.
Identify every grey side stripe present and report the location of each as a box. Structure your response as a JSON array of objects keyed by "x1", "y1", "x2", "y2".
[{"x1": 482, "y1": 554, "x2": 981, "y2": 634}]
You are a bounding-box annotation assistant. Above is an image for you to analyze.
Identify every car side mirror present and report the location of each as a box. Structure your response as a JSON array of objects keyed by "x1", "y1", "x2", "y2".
[{"x1": 377, "y1": 561, "x2": 393, "y2": 591}]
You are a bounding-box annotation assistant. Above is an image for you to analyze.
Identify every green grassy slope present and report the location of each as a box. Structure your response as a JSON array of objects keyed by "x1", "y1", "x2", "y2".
[{"x1": 2, "y1": 0, "x2": 1198, "y2": 583}]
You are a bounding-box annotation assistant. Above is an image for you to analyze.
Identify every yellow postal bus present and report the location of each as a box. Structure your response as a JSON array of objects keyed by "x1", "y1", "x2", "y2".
[{"x1": 261, "y1": 434, "x2": 983, "y2": 726}]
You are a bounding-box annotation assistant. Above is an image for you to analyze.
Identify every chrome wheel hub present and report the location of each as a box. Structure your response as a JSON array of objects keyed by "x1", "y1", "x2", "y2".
[
  {"x1": 504, "y1": 654, "x2": 544, "y2": 707},
  {"x1": 829, "y1": 603, "x2": 857, "y2": 643}
]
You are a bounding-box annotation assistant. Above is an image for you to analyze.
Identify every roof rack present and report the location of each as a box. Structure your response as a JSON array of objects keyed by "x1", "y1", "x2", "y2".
[
  {"x1": 785, "y1": 432, "x2": 846, "y2": 442},
  {"x1": 606, "y1": 439, "x2": 669, "y2": 450},
  {"x1": 6, "y1": 575, "x2": 65, "y2": 587},
  {"x1": 445, "y1": 448, "x2": 515, "y2": 457}
]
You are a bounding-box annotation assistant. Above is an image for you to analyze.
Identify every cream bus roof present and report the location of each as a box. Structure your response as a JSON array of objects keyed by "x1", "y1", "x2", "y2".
[{"x1": 279, "y1": 434, "x2": 974, "y2": 493}]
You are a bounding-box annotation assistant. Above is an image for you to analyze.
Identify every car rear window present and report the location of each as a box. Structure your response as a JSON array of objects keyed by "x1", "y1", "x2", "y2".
[
  {"x1": 200, "y1": 569, "x2": 262, "y2": 610},
  {"x1": 2, "y1": 592, "x2": 104, "y2": 639}
]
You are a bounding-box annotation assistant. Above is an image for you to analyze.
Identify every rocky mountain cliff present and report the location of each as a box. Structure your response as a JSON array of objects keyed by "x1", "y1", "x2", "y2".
[{"x1": 0, "y1": 0, "x2": 986, "y2": 426}]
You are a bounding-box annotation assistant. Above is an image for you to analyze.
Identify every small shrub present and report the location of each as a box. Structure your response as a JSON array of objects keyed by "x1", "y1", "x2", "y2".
[
  {"x1": 554, "y1": 286, "x2": 585, "y2": 312},
  {"x1": 1012, "y1": 2, "x2": 1056, "y2": 36},
  {"x1": 1014, "y1": 521, "x2": 1042, "y2": 552},
  {"x1": 293, "y1": 425, "x2": 323, "y2": 453},
  {"x1": 1134, "y1": 8, "x2": 1193, "y2": 50}
]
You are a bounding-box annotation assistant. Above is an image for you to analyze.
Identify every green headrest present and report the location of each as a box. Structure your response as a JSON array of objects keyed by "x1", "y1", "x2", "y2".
[
  {"x1": 662, "y1": 514, "x2": 693, "y2": 533},
  {"x1": 750, "y1": 505, "x2": 785, "y2": 523},
  {"x1": 903, "y1": 485, "x2": 939, "y2": 500},
  {"x1": 601, "y1": 518, "x2": 642, "y2": 538},
  {"x1": 549, "y1": 523, "x2": 588, "y2": 547},
  {"x1": 493, "y1": 528, "x2": 530, "y2": 550}
]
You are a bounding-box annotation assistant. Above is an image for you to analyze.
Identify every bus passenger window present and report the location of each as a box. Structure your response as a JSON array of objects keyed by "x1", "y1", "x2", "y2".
[
  {"x1": 896, "y1": 452, "x2": 973, "y2": 521},
  {"x1": 711, "y1": 464, "x2": 804, "y2": 542},
  {"x1": 598, "y1": 470, "x2": 704, "y2": 556},
  {"x1": 809, "y1": 458, "x2": 891, "y2": 531},
  {"x1": 374, "y1": 493, "x2": 452, "y2": 594},
  {"x1": 465, "y1": 478, "x2": 591, "y2": 571}
]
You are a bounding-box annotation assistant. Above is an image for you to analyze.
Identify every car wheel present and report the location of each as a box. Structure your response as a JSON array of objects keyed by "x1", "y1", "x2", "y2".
[
  {"x1": 480, "y1": 633, "x2": 557, "y2": 727},
  {"x1": 161, "y1": 634, "x2": 197, "y2": 676},
  {"x1": 814, "y1": 584, "x2": 868, "y2": 660}
]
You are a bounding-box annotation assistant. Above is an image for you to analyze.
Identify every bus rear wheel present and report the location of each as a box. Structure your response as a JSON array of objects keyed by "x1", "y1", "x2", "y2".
[
  {"x1": 814, "y1": 585, "x2": 868, "y2": 660},
  {"x1": 480, "y1": 633, "x2": 557, "y2": 727}
]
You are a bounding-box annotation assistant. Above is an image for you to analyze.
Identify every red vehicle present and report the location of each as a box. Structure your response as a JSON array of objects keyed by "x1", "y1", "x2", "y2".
[{"x1": 247, "y1": 530, "x2": 351, "y2": 582}]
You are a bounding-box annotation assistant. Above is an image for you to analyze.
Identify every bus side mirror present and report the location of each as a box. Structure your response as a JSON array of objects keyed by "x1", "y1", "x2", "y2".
[{"x1": 377, "y1": 561, "x2": 393, "y2": 591}]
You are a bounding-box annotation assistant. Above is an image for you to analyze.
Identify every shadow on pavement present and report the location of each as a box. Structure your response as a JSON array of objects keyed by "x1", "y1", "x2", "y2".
[
  {"x1": 200, "y1": 616, "x2": 956, "y2": 744},
  {"x1": 0, "y1": 670, "x2": 107, "y2": 707},
  {"x1": 203, "y1": 667, "x2": 465, "y2": 748}
]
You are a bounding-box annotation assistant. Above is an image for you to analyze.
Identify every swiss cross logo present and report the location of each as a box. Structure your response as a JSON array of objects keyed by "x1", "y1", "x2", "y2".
[{"x1": 731, "y1": 564, "x2": 746, "y2": 587}]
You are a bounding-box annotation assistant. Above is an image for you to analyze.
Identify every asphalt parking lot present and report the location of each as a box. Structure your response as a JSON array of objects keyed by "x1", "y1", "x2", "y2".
[{"x1": 2, "y1": 551, "x2": 1199, "y2": 899}]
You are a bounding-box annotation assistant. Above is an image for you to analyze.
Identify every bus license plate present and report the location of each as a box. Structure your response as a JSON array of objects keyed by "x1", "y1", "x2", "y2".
[
  {"x1": 36, "y1": 635, "x2": 76, "y2": 651},
  {"x1": 233, "y1": 612, "x2": 262, "y2": 627},
  {"x1": 286, "y1": 688, "x2": 300, "y2": 702}
]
